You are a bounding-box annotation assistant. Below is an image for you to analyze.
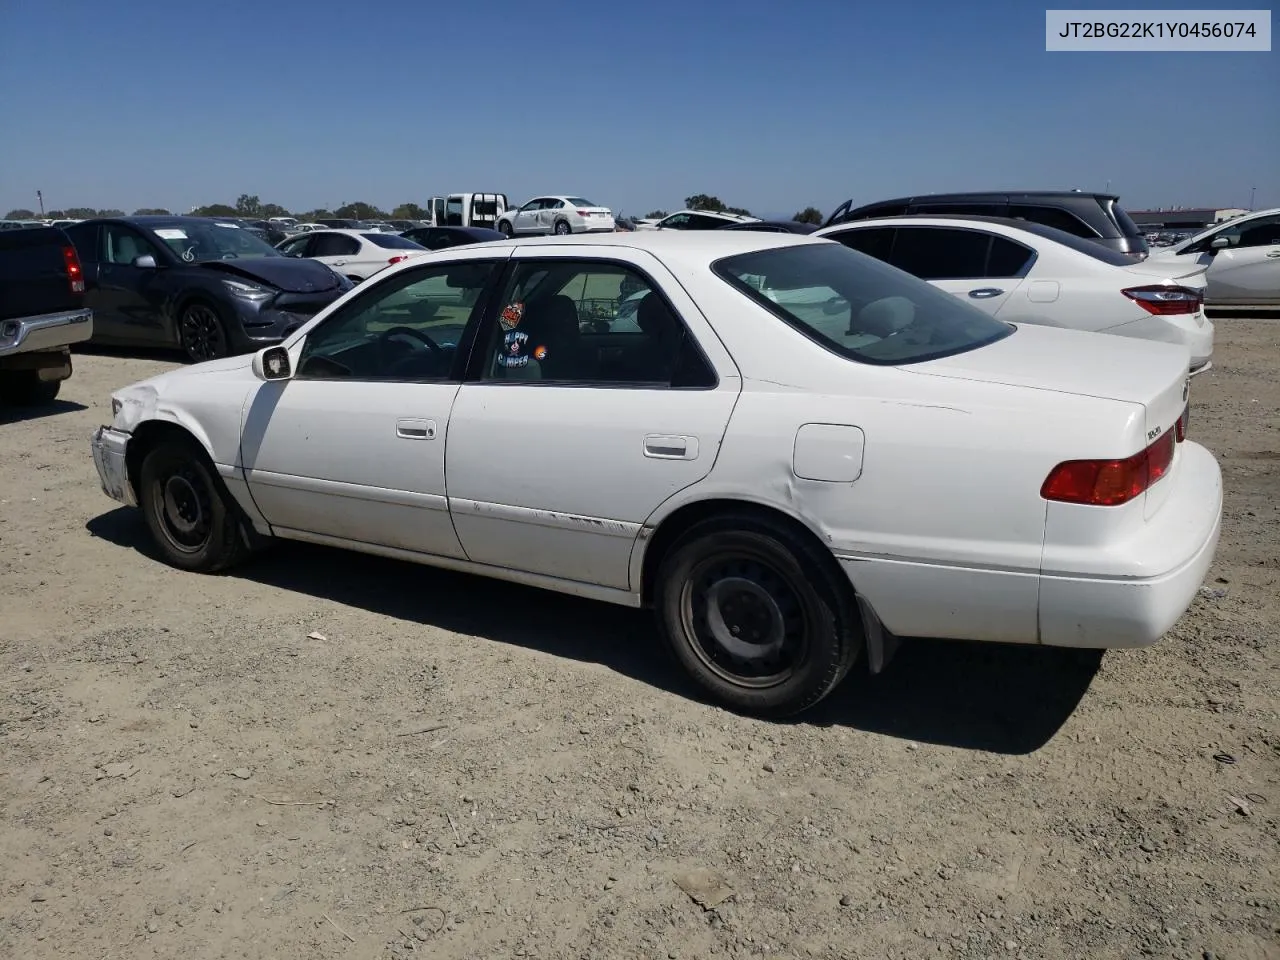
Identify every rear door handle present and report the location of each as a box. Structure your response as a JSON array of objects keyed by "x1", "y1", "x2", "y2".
[
  {"x1": 396, "y1": 418, "x2": 436, "y2": 440},
  {"x1": 968, "y1": 287, "x2": 1004, "y2": 299},
  {"x1": 644, "y1": 434, "x2": 698, "y2": 460}
]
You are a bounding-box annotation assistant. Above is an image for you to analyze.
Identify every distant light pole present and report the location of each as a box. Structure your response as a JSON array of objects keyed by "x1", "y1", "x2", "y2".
[
  {"x1": 1249, "y1": 186, "x2": 1256, "y2": 210},
  {"x1": 1104, "y1": 179, "x2": 1111, "y2": 193},
  {"x1": 36, "y1": 190, "x2": 44, "y2": 216}
]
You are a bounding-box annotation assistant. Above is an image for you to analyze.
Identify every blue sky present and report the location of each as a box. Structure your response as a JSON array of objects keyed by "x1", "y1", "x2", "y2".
[{"x1": 1, "y1": 0, "x2": 1275, "y2": 219}]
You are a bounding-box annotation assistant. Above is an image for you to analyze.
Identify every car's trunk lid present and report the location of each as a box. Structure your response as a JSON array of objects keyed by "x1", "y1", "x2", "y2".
[
  {"x1": 909, "y1": 324, "x2": 1191, "y2": 514},
  {"x1": 1118, "y1": 257, "x2": 1209, "y2": 285}
]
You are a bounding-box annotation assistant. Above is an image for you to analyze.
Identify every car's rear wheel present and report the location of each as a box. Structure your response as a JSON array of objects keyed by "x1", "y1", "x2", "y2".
[
  {"x1": 498, "y1": 221, "x2": 513, "y2": 237},
  {"x1": 139, "y1": 437, "x2": 250, "y2": 572},
  {"x1": 554, "y1": 220, "x2": 572, "y2": 236},
  {"x1": 179, "y1": 301, "x2": 229, "y2": 363},
  {"x1": 0, "y1": 372, "x2": 61, "y2": 406},
  {"x1": 654, "y1": 514, "x2": 860, "y2": 717}
]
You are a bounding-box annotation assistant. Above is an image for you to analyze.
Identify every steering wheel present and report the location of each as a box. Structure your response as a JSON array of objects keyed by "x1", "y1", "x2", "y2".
[{"x1": 377, "y1": 325, "x2": 442, "y2": 368}]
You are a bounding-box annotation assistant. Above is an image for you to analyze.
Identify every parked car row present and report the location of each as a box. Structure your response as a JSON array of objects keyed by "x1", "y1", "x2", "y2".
[{"x1": 87, "y1": 229, "x2": 1223, "y2": 718}]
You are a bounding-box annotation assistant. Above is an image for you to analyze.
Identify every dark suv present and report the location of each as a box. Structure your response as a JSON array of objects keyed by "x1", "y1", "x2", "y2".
[{"x1": 824, "y1": 191, "x2": 1149, "y2": 260}]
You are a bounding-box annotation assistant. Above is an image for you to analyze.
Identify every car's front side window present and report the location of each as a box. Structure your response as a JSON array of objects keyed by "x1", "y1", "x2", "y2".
[
  {"x1": 478, "y1": 260, "x2": 715, "y2": 387},
  {"x1": 296, "y1": 261, "x2": 500, "y2": 382}
]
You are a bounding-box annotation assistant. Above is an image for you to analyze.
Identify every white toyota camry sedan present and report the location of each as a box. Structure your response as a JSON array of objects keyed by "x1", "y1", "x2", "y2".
[{"x1": 89, "y1": 232, "x2": 1222, "y2": 717}]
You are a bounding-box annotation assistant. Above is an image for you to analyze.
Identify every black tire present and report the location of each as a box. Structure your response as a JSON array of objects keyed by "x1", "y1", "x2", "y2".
[
  {"x1": 498, "y1": 221, "x2": 514, "y2": 237},
  {"x1": 179, "y1": 300, "x2": 230, "y2": 363},
  {"x1": 345, "y1": 275, "x2": 363, "y2": 284},
  {"x1": 0, "y1": 372, "x2": 61, "y2": 406},
  {"x1": 654, "y1": 514, "x2": 862, "y2": 718},
  {"x1": 138, "y1": 437, "x2": 250, "y2": 573},
  {"x1": 553, "y1": 220, "x2": 572, "y2": 236}
]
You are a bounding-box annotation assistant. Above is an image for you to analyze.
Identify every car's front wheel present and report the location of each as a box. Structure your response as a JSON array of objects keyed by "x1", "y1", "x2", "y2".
[
  {"x1": 655, "y1": 514, "x2": 860, "y2": 718},
  {"x1": 498, "y1": 221, "x2": 514, "y2": 237},
  {"x1": 139, "y1": 437, "x2": 251, "y2": 572},
  {"x1": 554, "y1": 220, "x2": 572, "y2": 236},
  {"x1": 179, "y1": 301, "x2": 229, "y2": 363}
]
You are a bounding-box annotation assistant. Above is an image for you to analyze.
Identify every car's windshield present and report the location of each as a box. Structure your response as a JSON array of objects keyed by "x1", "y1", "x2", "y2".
[
  {"x1": 149, "y1": 222, "x2": 281, "y2": 262},
  {"x1": 714, "y1": 242, "x2": 1013, "y2": 365}
]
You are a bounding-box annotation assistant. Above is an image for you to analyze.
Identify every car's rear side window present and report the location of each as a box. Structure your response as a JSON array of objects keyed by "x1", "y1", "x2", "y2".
[
  {"x1": 1009, "y1": 204, "x2": 1098, "y2": 239},
  {"x1": 714, "y1": 243, "x2": 1012, "y2": 366}
]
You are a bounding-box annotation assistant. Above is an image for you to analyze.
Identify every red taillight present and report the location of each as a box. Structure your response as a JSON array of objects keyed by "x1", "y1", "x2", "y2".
[
  {"x1": 1122, "y1": 284, "x2": 1202, "y2": 316},
  {"x1": 62, "y1": 245, "x2": 85, "y2": 293},
  {"x1": 1041, "y1": 431, "x2": 1176, "y2": 506},
  {"x1": 1176, "y1": 405, "x2": 1189, "y2": 442},
  {"x1": 387, "y1": 255, "x2": 409, "y2": 265},
  {"x1": 577, "y1": 209, "x2": 590, "y2": 217}
]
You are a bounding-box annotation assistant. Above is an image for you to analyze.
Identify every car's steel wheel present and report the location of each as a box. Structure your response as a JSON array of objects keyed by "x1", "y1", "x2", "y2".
[
  {"x1": 679, "y1": 551, "x2": 810, "y2": 689},
  {"x1": 554, "y1": 220, "x2": 572, "y2": 235},
  {"x1": 151, "y1": 462, "x2": 213, "y2": 555},
  {"x1": 498, "y1": 221, "x2": 513, "y2": 237},
  {"x1": 180, "y1": 303, "x2": 227, "y2": 362}
]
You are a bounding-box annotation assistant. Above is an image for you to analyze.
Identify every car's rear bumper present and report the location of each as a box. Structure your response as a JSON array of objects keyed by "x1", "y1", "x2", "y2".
[
  {"x1": 90, "y1": 426, "x2": 135, "y2": 506},
  {"x1": 0, "y1": 308, "x2": 93, "y2": 357},
  {"x1": 1038, "y1": 441, "x2": 1222, "y2": 648},
  {"x1": 835, "y1": 441, "x2": 1222, "y2": 651}
]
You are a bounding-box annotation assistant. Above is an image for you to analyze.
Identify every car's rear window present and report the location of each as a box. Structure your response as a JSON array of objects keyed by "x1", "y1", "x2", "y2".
[
  {"x1": 566, "y1": 197, "x2": 597, "y2": 207},
  {"x1": 713, "y1": 242, "x2": 1013, "y2": 365},
  {"x1": 1106, "y1": 199, "x2": 1144, "y2": 239},
  {"x1": 363, "y1": 233, "x2": 425, "y2": 250}
]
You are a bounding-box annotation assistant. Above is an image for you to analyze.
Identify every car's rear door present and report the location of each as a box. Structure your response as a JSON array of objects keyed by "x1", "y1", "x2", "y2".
[{"x1": 443, "y1": 247, "x2": 741, "y2": 590}]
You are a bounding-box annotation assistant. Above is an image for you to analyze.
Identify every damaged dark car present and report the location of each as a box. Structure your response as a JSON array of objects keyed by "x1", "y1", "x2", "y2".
[{"x1": 64, "y1": 216, "x2": 353, "y2": 362}]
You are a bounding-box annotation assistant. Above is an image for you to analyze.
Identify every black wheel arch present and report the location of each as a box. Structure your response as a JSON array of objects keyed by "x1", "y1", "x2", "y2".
[{"x1": 640, "y1": 499, "x2": 852, "y2": 608}]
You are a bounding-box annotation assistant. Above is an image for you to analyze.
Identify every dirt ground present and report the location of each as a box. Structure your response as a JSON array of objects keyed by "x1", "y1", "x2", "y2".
[{"x1": 1, "y1": 324, "x2": 1277, "y2": 960}]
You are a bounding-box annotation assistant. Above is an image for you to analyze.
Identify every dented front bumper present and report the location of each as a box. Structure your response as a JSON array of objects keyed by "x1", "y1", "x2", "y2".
[{"x1": 90, "y1": 426, "x2": 135, "y2": 506}]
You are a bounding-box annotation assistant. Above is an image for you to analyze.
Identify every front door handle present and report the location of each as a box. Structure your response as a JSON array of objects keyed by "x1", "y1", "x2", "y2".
[
  {"x1": 331, "y1": 260, "x2": 348, "y2": 266},
  {"x1": 968, "y1": 287, "x2": 1004, "y2": 299},
  {"x1": 396, "y1": 418, "x2": 436, "y2": 440},
  {"x1": 1265, "y1": 250, "x2": 1280, "y2": 258},
  {"x1": 644, "y1": 434, "x2": 698, "y2": 460}
]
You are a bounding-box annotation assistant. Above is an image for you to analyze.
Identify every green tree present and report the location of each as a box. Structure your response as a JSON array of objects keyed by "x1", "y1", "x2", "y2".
[
  {"x1": 98, "y1": 209, "x2": 126, "y2": 218},
  {"x1": 4, "y1": 208, "x2": 36, "y2": 219},
  {"x1": 190, "y1": 203, "x2": 238, "y2": 217},
  {"x1": 335, "y1": 201, "x2": 386, "y2": 220},
  {"x1": 723, "y1": 205, "x2": 753, "y2": 216},
  {"x1": 62, "y1": 207, "x2": 104, "y2": 219},
  {"x1": 234, "y1": 194, "x2": 263, "y2": 217},
  {"x1": 792, "y1": 207, "x2": 823, "y2": 225},
  {"x1": 260, "y1": 202, "x2": 291, "y2": 218},
  {"x1": 644, "y1": 209, "x2": 668, "y2": 219},
  {"x1": 391, "y1": 202, "x2": 428, "y2": 220},
  {"x1": 299, "y1": 209, "x2": 334, "y2": 221},
  {"x1": 133, "y1": 207, "x2": 172, "y2": 216},
  {"x1": 684, "y1": 194, "x2": 725, "y2": 212}
]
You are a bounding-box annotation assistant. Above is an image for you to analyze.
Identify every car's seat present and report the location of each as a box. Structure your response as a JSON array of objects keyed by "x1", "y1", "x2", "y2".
[
  {"x1": 526, "y1": 294, "x2": 588, "y2": 379},
  {"x1": 113, "y1": 233, "x2": 142, "y2": 264},
  {"x1": 616, "y1": 292, "x2": 682, "y2": 382}
]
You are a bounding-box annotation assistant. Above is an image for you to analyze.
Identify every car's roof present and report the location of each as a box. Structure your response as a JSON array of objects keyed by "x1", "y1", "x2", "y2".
[
  {"x1": 855, "y1": 190, "x2": 1121, "y2": 203},
  {"x1": 498, "y1": 230, "x2": 820, "y2": 259}
]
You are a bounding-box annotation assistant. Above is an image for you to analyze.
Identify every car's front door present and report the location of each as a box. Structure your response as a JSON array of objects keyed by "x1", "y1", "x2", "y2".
[
  {"x1": 88, "y1": 223, "x2": 169, "y2": 342},
  {"x1": 240, "y1": 256, "x2": 506, "y2": 557},
  {"x1": 513, "y1": 199, "x2": 544, "y2": 235},
  {"x1": 1202, "y1": 213, "x2": 1280, "y2": 306},
  {"x1": 444, "y1": 249, "x2": 741, "y2": 590}
]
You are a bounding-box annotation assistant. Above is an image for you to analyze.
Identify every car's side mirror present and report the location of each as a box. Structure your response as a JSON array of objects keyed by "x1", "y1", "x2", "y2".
[
  {"x1": 132, "y1": 254, "x2": 157, "y2": 269},
  {"x1": 1210, "y1": 236, "x2": 1231, "y2": 250},
  {"x1": 252, "y1": 344, "x2": 293, "y2": 381}
]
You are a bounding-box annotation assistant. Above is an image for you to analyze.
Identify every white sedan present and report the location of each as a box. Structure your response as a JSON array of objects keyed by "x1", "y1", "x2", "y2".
[
  {"x1": 495, "y1": 196, "x2": 615, "y2": 236},
  {"x1": 89, "y1": 232, "x2": 1221, "y2": 717},
  {"x1": 1149, "y1": 207, "x2": 1280, "y2": 316},
  {"x1": 815, "y1": 216, "x2": 1215, "y2": 369},
  {"x1": 275, "y1": 228, "x2": 429, "y2": 281}
]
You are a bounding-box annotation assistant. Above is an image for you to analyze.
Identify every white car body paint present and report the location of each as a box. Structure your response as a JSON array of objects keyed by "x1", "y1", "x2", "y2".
[
  {"x1": 1149, "y1": 207, "x2": 1280, "y2": 313},
  {"x1": 91, "y1": 232, "x2": 1221, "y2": 653},
  {"x1": 815, "y1": 217, "x2": 1215, "y2": 368}
]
